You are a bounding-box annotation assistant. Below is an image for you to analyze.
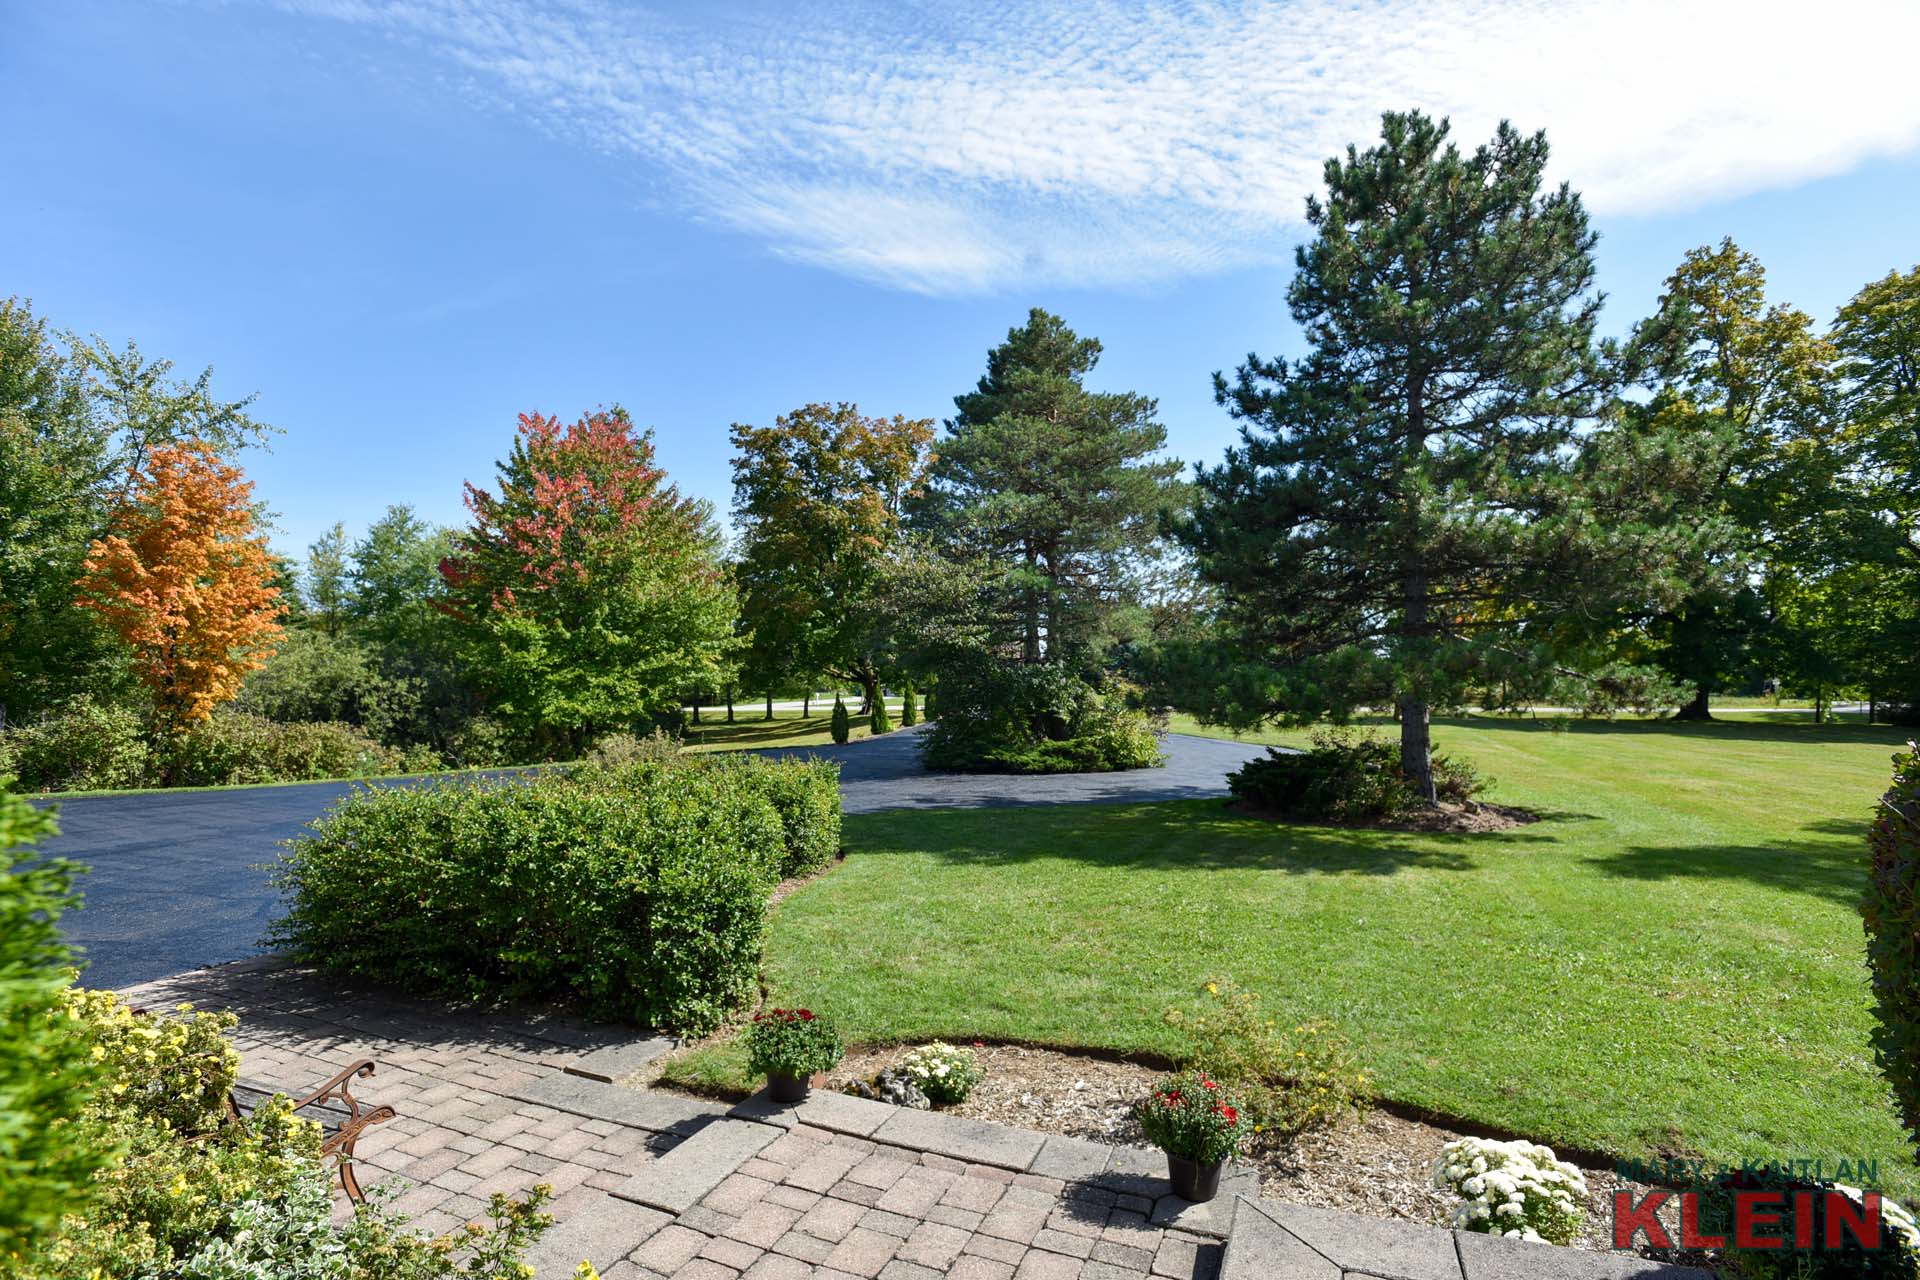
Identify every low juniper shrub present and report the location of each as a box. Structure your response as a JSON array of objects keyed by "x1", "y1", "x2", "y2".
[{"x1": 1226, "y1": 727, "x2": 1484, "y2": 823}]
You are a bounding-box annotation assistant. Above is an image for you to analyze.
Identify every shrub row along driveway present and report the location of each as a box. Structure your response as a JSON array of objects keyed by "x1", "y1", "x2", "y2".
[{"x1": 41, "y1": 726, "x2": 1268, "y2": 990}]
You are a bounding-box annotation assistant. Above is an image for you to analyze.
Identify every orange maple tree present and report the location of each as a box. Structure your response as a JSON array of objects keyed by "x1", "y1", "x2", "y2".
[{"x1": 76, "y1": 441, "x2": 284, "y2": 731}]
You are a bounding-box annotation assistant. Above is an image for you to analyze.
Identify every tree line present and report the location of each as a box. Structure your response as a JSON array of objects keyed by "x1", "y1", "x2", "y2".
[{"x1": 3, "y1": 111, "x2": 1915, "y2": 793}]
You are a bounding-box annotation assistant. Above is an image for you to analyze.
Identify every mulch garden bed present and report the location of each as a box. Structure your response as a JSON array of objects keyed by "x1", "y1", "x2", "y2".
[
  {"x1": 826, "y1": 1041, "x2": 1689, "y2": 1259},
  {"x1": 1224, "y1": 798, "x2": 1539, "y2": 834}
]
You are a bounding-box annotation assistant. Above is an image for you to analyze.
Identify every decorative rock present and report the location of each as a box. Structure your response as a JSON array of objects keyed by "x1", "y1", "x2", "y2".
[{"x1": 846, "y1": 1069, "x2": 933, "y2": 1110}]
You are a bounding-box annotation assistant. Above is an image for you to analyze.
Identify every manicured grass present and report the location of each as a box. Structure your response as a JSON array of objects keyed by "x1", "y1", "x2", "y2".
[{"x1": 672, "y1": 715, "x2": 1919, "y2": 1191}]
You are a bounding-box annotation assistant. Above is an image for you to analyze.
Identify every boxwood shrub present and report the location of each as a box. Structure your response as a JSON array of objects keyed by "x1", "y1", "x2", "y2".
[
  {"x1": 1865, "y1": 741, "x2": 1920, "y2": 1163},
  {"x1": 271, "y1": 763, "x2": 788, "y2": 1033},
  {"x1": 702, "y1": 755, "x2": 841, "y2": 878}
]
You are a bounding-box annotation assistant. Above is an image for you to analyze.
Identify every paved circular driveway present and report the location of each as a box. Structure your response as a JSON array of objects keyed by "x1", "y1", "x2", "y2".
[{"x1": 39, "y1": 727, "x2": 1269, "y2": 990}]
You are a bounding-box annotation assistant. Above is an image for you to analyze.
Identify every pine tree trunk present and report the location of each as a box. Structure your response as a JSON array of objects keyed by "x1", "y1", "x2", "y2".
[
  {"x1": 1400, "y1": 697, "x2": 1435, "y2": 804},
  {"x1": 1022, "y1": 547, "x2": 1041, "y2": 664},
  {"x1": 1675, "y1": 684, "x2": 1712, "y2": 720}
]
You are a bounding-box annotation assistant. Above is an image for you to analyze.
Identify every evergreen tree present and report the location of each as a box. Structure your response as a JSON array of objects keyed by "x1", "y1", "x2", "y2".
[
  {"x1": 900, "y1": 685, "x2": 918, "y2": 726},
  {"x1": 915, "y1": 309, "x2": 1185, "y2": 666},
  {"x1": 829, "y1": 695, "x2": 851, "y2": 744},
  {"x1": 1179, "y1": 112, "x2": 1703, "y2": 801},
  {"x1": 870, "y1": 695, "x2": 893, "y2": 735}
]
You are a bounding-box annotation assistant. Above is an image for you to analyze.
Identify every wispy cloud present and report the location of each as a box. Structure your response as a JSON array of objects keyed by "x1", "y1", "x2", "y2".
[{"x1": 268, "y1": 0, "x2": 1920, "y2": 293}]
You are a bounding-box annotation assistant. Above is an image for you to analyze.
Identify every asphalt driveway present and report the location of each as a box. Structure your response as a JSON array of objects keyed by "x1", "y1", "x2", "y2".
[{"x1": 37, "y1": 726, "x2": 1270, "y2": 989}]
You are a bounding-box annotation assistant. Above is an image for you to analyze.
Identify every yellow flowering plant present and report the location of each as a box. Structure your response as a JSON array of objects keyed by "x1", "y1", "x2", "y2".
[{"x1": 1162, "y1": 977, "x2": 1371, "y2": 1142}]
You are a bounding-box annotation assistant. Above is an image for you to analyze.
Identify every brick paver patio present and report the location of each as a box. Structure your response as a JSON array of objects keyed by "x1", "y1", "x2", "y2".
[{"x1": 115, "y1": 960, "x2": 1707, "y2": 1280}]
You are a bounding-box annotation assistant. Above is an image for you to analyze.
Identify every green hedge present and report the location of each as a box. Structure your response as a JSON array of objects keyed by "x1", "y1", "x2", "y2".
[
  {"x1": 920, "y1": 660, "x2": 1163, "y2": 774},
  {"x1": 704, "y1": 755, "x2": 842, "y2": 877},
  {"x1": 271, "y1": 755, "x2": 841, "y2": 1032},
  {"x1": 1865, "y1": 741, "x2": 1920, "y2": 1163},
  {"x1": 272, "y1": 764, "x2": 785, "y2": 1032}
]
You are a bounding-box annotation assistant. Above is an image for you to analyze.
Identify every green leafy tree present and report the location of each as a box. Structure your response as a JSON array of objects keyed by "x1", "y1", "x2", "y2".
[
  {"x1": 0, "y1": 299, "x2": 276, "y2": 727},
  {"x1": 0, "y1": 300, "x2": 122, "y2": 724},
  {"x1": 916, "y1": 308, "x2": 1186, "y2": 666},
  {"x1": 303, "y1": 522, "x2": 349, "y2": 637},
  {"x1": 1178, "y1": 112, "x2": 1707, "y2": 801},
  {"x1": 731, "y1": 403, "x2": 935, "y2": 715},
  {"x1": 1636, "y1": 239, "x2": 1838, "y2": 718},
  {"x1": 1833, "y1": 265, "x2": 1920, "y2": 717},
  {"x1": 348, "y1": 504, "x2": 454, "y2": 652},
  {"x1": 442, "y1": 409, "x2": 736, "y2": 758}
]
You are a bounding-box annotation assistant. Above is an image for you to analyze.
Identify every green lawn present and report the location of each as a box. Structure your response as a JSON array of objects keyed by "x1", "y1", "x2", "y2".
[
  {"x1": 680, "y1": 703, "x2": 904, "y2": 753},
  {"x1": 673, "y1": 715, "x2": 1919, "y2": 1192}
]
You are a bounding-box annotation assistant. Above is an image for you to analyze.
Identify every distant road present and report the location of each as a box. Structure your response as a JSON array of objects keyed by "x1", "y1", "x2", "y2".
[{"x1": 39, "y1": 727, "x2": 1267, "y2": 990}]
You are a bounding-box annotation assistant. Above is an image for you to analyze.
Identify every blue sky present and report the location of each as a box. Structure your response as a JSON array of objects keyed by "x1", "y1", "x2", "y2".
[{"x1": 5, "y1": 0, "x2": 1919, "y2": 560}]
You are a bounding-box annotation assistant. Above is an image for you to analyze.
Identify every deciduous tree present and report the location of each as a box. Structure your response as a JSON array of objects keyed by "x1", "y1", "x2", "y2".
[
  {"x1": 441, "y1": 409, "x2": 735, "y2": 756},
  {"x1": 1635, "y1": 239, "x2": 1838, "y2": 718},
  {"x1": 76, "y1": 442, "x2": 284, "y2": 736},
  {"x1": 730, "y1": 403, "x2": 935, "y2": 714}
]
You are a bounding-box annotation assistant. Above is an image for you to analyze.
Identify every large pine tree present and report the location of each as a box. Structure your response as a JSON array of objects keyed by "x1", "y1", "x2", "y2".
[
  {"x1": 1179, "y1": 112, "x2": 1699, "y2": 801},
  {"x1": 915, "y1": 309, "x2": 1185, "y2": 667}
]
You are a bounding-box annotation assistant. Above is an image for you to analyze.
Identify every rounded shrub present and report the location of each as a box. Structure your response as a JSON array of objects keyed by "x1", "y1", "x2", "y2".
[
  {"x1": 161, "y1": 711, "x2": 414, "y2": 786},
  {"x1": 272, "y1": 764, "x2": 788, "y2": 1032},
  {"x1": 0, "y1": 696, "x2": 149, "y2": 792},
  {"x1": 1865, "y1": 741, "x2": 1920, "y2": 1163},
  {"x1": 0, "y1": 785, "x2": 112, "y2": 1264},
  {"x1": 919, "y1": 659, "x2": 1162, "y2": 773}
]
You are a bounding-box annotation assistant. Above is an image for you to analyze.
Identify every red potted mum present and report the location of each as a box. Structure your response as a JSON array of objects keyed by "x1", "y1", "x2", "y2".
[
  {"x1": 1133, "y1": 1071, "x2": 1246, "y2": 1202},
  {"x1": 744, "y1": 1007, "x2": 843, "y2": 1103}
]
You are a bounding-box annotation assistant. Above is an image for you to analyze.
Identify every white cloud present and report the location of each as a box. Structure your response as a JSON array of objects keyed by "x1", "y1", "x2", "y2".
[{"x1": 269, "y1": 0, "x2": 1920, "y2": 293}]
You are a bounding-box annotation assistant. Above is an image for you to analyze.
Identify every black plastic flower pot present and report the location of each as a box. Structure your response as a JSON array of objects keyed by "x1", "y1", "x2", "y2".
[
  {"x1": 768, "y1": 1071, "x2": 812, "y2": 1104},
  {"x1": 1166, "y1": 1153, "x2": 1224, "y2": 1203}
]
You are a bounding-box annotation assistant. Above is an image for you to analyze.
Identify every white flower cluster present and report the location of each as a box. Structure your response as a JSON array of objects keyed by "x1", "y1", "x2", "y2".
[
  {"x1": 1430, "y1": 1137, "x2": 1588, "y2": 1245},
  {"x1": 898, "y1": 1041, "x2": 982, "y2": 1103}
]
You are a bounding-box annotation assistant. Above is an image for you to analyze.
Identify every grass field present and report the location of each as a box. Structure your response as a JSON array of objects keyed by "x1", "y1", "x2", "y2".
[{"x1": 669, "y1": 714, "x2": 1920, "y2": 1192}]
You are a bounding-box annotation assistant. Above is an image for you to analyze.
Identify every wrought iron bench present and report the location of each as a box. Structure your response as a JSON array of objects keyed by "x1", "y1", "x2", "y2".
[{"x1": 227, "y1": 1058, "x2": 397, "y2": 1204}]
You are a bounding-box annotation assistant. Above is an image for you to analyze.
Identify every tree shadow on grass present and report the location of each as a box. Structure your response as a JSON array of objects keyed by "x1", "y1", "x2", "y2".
[
  {"x1": 870, "y1": 801, "x2": 1593, "y2": 877},
  {"x1": 1434, "y1": 714, "x2": 1911, "y2": 749},
  {"x1": 1580, "y1": 821, "x2": 1870, "y2": 908}
]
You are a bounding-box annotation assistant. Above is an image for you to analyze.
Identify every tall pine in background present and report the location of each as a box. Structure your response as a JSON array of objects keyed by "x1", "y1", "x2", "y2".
[
  {"x1": 1179, "y1": 112, "x2": 1706, "y2": 801},
  {"x1": 914, "y1": 309, "x2": 1185, "y2": 668}
]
